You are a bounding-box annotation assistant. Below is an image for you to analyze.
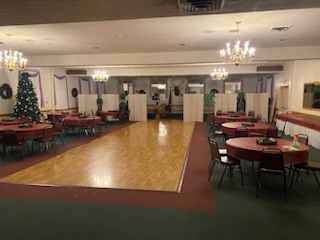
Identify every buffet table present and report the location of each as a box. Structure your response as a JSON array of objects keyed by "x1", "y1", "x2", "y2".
[{"x1": 276, "y1": 114, "x2": 320, "y2": 149}]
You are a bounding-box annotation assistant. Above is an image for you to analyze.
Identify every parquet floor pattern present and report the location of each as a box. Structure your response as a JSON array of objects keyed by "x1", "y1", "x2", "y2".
[{"x1": 0, "y1": 120, "x2": 195, "y2": 192}]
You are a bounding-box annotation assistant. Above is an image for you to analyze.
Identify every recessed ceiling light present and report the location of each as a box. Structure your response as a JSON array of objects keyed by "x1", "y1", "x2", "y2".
[
  {"x1": 203, "y1": 30, "x2": 215, "y2": 34},
  {"x1": 116, "y1": 34, "x2": 125, "y2": 38},
  {"x1": 94, "y1": 46, "x2": 100, "y2": 49},
  {"x1": 269, "y1": 26, "x2": 293, "y2": 32}
]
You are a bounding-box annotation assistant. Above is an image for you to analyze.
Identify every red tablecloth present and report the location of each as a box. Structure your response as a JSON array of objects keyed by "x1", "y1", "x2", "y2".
[
  {"x1": 276, "y1": 114, "x2": 320, "y2": 131},
  {"x1": 100, "y1": 111, "x2": 124, "y2": 117},
  {"x1": 226, "y1": 137, "x2": 309, "y2": 165},
  {"x1": 63, "y1": 116, "x2": 101, "y2": 125},
  {"x1": 216, "y1": 115, "x2": 253, "y2": 123},
  {"x1": 222, "y1": 122, "x2": 270, "y2": 135},
  {"x1": 0, "y1": 123, "x2": 53, "y2": 137},
  {"x1": 0, "y1": 119, "x2": 25, "y2": 125}
]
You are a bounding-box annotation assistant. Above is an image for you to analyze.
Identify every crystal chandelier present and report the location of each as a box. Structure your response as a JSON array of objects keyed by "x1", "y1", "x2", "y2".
[
  {"x1": 220, "y1": 21, "x2": 255, "y2": 66},
  {"x1": 0, "y1": 34, "x2": 27, "y2": 71},
  {"x1": 210, "y1": 67, "x2": 228, "y2": 80},
  {"x1": 92, "y1": 70, "x2": 109, "y2": 82}
]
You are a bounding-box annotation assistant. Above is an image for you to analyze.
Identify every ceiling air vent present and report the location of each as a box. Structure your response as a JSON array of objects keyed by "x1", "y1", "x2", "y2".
[
  {"x1": 177, "y1": 0, "x2": 225, "y2": 12},
  {"x1": 269, "y1": 25, "x2": 293, "y2": 32},
  {"x1": 66, "y1": 69, "x2": 87, "y2": 75},
  {"x1": 257, "y1": 66, "x2": 283, "y2": 72}
]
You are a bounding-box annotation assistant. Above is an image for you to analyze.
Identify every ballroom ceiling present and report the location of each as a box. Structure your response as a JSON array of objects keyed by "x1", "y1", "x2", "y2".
[{"x1": 0, "y1": 0, "x2": 319, "y2": 62}]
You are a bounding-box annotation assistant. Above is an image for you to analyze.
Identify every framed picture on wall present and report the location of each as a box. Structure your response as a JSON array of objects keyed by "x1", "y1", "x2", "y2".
[{"x1": 225, "y1": 82, "x2": 241, "y2": 94}]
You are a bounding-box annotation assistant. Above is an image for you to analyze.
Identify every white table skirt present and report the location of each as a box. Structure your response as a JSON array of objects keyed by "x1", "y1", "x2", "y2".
[{"x1": 276, "y1": 119, "x2": 320, "y2": 149}]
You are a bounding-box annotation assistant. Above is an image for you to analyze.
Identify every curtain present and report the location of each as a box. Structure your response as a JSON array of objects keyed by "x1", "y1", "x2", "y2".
[
  {"x1": 79, "y1": 78, "x2": 91, "y2": 94},
  {"x1": 53, "y1": 74, "x2": 69, "y2": 110}
]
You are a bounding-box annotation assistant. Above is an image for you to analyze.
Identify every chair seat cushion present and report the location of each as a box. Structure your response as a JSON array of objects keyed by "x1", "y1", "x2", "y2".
[
  {"x1": 219, "y1": 149, "x2": 227, "y2": 156},
  {"x1": 260, "y1": 168, "x2": 285, "y2": 174},
  {"x1": 295, "y1": 161, "x2": 320, "y2": 171},
  {"x1": 221, "y1": 156, "x2": 240, "y2": 165}
]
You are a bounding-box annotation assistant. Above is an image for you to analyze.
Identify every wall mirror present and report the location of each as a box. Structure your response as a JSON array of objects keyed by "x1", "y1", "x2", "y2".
[
  {"x1": 303, "y1": 82, "x2": 320, "y2": 109},
  {"x1": 225, "y1": 82, "x2": 241, "y2": 94}
]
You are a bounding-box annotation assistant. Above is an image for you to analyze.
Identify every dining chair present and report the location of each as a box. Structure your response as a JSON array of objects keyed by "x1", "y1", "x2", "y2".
[
  {"x1": 297, "y1": 133, "x2": 309, "y2": 145},
  {"x1": 290, "y1": 161, "x2": 320, "y2": 189},
  {"x1": 80, "y1": 118, "x2": 96, "y2": 135},
  {"x1": 207, "y1": 136, "x2": 227, "y2": 157},
  {"x1": 256, "y1": 148, "x2": 287, "y2": 202},
  {"x1": 32, "y1": 126, "x2": 56, "y2": 154},
  {"x1": 208, "y1": 140, "x2": 244, "y2": 188},
  {"x1": 287, "y1": 133, "x2": 309, "y2": 177},
  {"x1": 96, "y1": 115, "x2": 109, "y2": 133},
  {"x1": 277, "y1": 122, "x2": 287, "y2": 138},
  {"x1": 53, "y1": 120, "x2": 65, "y2": 145},
  {"x1": 2, "y1": 129, "x2": 30, "y2": 160},
  {"x1": 208, "y1": 115, "x2": 224, "y2": 138},
  {"x1": 248, "y1": 110, "x2": 255, "y2": 117},
  {"x1": 234, "y1": 126, "x2": 248, "y2": 137},
  {"x1": 248, "y1": 132, "x2": 263, "y2": 137},
  {"x1": 266, "y1": 126, "x2": 278, "y2": 138}
]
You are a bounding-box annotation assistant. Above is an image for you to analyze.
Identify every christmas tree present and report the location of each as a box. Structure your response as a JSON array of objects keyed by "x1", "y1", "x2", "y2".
[{"x1": 13, "y1": 72, "x2": 41, "y2": 121}]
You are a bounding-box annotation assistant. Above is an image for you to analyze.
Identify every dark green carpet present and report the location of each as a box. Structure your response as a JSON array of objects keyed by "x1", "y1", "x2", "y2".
[{"x1": 0, "y1": 121, "x2": 319, "y2": 240}]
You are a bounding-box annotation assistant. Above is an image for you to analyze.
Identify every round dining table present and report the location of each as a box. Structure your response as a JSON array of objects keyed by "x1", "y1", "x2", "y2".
[
  {"x1": 215, "y1": 115, "x2": 253, "y2": 123},
  {"x1": 0, "y1": 118, "x2": 26, "y2": 126},
  {"x1": 63, "y1": 116, "x2": 102, "y2": 125},
  {"x1": 221, "y1": 122, "x2": 270, "y2": 136},
  {"x1": 226, "y1": 137, "x2": 309, "y2": 165},
  {"x1": 0, "y1": 123, "x2": 53, "y2": 138}
]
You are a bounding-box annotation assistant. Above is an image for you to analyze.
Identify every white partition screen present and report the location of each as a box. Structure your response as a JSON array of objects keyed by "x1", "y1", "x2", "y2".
[
  {"x1": 215, "y1": 93, "x2": 237, "y2": 113},
  {"x1": 78, "y1": 94, "x2": 98, "y2": 115},
  {"x1": 245, "y1": 93, "x2": 269, "y2": 120},
  {"x1": 101, "y1": 94, "x2": 119, "y2": 111},
  {"x1": 183, "y1": 94, "x2": 204, "y2": 122},
  {"x1": 128, "y1": 94, "x2": 147, "y2": 121}
]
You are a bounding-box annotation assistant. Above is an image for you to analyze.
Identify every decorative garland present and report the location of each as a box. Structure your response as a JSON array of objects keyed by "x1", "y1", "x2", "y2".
[
  {"x1": 0, "y1": 83, "x2": 13, "y2": 99},
  {"x1": 71, "y1": 88, "x2": 78, "y2": 97}
]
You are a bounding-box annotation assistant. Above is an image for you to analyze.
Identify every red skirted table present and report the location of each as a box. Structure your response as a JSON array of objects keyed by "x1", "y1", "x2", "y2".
[
  {"x1": 63, "y1": 116, "x2": 101, "y2": 125},
  {"x1": 0, "y1": 123, "x2": 53, "y2": 138},
  {"x1": 0, "y1": 118, "x2": 26, "y2": 126},
  {"x1": 226, "y1": 137, "x2": 309, "y2": 165},
  {"x1": 216, "y1": 115, "x2": 253, "y2": 123},
  {"x1": 221, "y1": 122, "x2": 270, "y2": 136}
]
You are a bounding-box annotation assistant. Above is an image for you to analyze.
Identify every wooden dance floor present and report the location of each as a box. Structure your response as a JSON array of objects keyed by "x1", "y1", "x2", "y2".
[{"x1": 0, "y1": 120, "x2": 195, "y2": 192}]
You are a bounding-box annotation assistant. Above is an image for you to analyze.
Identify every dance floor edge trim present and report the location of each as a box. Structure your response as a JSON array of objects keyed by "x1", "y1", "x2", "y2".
[{"x1": 0, "y1": 122, "x2": 215, "y2": 212}]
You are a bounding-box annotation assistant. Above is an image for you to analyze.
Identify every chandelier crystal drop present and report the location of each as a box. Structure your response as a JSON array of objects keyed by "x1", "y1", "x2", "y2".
[
  {"x1": 220, "y1": 21, "x2": 255, "y2": 66},
  {"x1": 92, "y1": 70, "x2": 109, "y2": 82},
  {"x1": 210, "y1": 67, "x2": 228, "y2": 80},
  {"x1": 0, "y1": 34, "x2": 27, "y2": 71}
]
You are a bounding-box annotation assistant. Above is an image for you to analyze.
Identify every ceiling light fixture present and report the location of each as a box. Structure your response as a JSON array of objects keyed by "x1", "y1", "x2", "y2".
[
  {"x1": 92, "y1": 70, "x2": 109, "y2": 82},
  {"x1": 220, "y1": 21, "x2": 255, "y2": 66},
  {"x1": 210, "y1": 67, "x2": 228, "y2": 80},
  {"x1": 0, "y1": 34, "x2": 27, "y2": 71}
]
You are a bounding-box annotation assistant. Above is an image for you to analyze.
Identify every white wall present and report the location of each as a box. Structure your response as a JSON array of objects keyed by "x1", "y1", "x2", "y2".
[{"x1": 290, "y1": 59, "x2": 320, "y2": 116}]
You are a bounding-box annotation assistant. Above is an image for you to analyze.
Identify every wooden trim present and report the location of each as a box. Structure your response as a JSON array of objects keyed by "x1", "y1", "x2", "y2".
[{"x1": 291, "y1": 111, "x2": 320, "y2": 120}]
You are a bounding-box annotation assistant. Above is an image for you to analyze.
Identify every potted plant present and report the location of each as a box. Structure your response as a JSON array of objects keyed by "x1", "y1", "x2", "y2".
[
  {"x1": 204, "y1": 92, "x2": 215, "y2": 117},
  {"x1": 97, "y1": 98, "x2": 103, "y2": 111}
]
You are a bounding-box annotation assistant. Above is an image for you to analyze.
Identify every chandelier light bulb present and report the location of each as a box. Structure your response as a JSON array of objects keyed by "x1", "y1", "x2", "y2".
[
  {"x1": 220, "y1": 22, "x2": 255, "y2": 66},
  {"x1": 0, "y1": 34, "x2": 27, "y2": 71},
  {"x1": 92, "y1": 70, "x2": 109, "y2": 82},
  {"x1": 210, "y1": 67, "x2": 228, "y2": 81}
]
